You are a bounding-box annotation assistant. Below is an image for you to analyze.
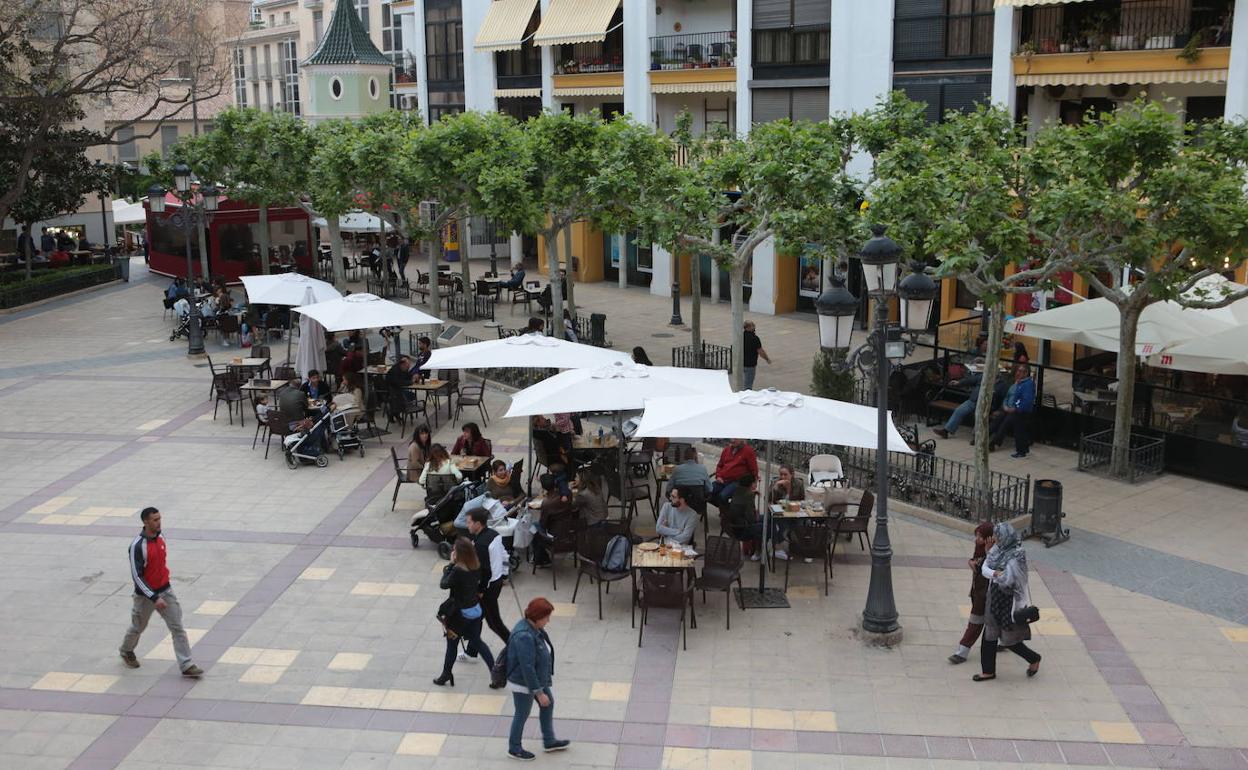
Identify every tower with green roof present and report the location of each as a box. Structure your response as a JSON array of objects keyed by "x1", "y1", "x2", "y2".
[{"x1": 302, "y1": 0, "x2": 394, "y2": 122}]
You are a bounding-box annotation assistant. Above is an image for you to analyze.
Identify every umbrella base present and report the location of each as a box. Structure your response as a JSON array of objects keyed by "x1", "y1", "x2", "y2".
[{"x1": 735, "y1": 588, "x2": 790, "y2": 609}]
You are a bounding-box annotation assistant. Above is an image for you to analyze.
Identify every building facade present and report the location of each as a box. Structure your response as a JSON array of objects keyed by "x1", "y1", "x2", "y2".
[{"x1": 224, "y1": 0, "x2": 1248, "y2": 318}]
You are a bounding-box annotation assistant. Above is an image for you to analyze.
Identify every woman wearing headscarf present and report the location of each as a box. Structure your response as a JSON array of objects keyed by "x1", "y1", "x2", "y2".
[
  {"x1": 973, "y1": 522, "x2": 1042, "y2": 681},
  {"x1": 949, "y1": 522, "x2": 995, "y2": 664}
]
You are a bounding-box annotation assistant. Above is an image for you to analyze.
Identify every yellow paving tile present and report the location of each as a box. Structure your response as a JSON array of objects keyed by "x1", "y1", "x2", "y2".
[
  {"x1": 785, "y1": 586, "x2": 819, "y2": 599},
  {"x1": 38, "y1": 514, "x2": 71, "y2": 525},
  {"x1": 147, "y1": 628, "x2": 207, "y2": 661},
  {"x1": 663, "y1": 747, "x2": 707, "y2": 769},
  {"x1": 708, "y1": 749, "x2": 752, "y2": 770},
  {"x1": 589, "y1": 681, "x2": 631, "y2": 702},
  {"x1": 708, "y1": 706, "x2": 752, "y2": 728},
  {"x1": 341, "y1": 688, "x2": 386, "y2": 708},
  {"x1": 194, "y1": 600, "x2": 236, "y2": 616},
  {"x1": 136, "y1": 419, "x2": 170, "y2": 431},
  {"x1": 136, "y1": 436, "x2": 160, "y2": 443},
  {"x1": 328, "y1": 652, "x2": 373, "y2": 671},
  {"x1": 381, "y1": 689, "x2": 426, "y2": 711},
  {"x1": 255, "y1": 649, "x2": 299, "y2": 666},
  {"x1": 218, "y1": 646, "x2": 264, "y2": 665},
  {"x1": 63, "y1": 515, "x2": 100, "y2": 525},
  {"x1": 28, "y1": 497, "x2": 76, "y2": 515},
  {"x1": 421, "y1": 691, "x2": 467, "y2": 713},
  {"x1": 80, "y1": 506, "x2": 116, "y2": 517},
  {"x1": 1092, "y1": 721, "x2": 1144, "y2": 744},
  {"x1": 31, "y1": 672, "x2": 83, "y2": 691},
  {"x1": 105, "y1": 507, "x2": 138, "y2": 517},
  {"x1": 461, "y1": 694, "x2": 507, "y2": 715},
  {"x1": 351, "y1": 581, "x2": 419, "y2": 597},
  {"x1": 793, "y1": 710, "x2": 838, "y2": 732},
  {"x1": 1221, "y1": 627, "x2": 1248, "y2": 642},
  {"x1": 301, "y1": 686, "x2": 348, "y2": 707},
  {"x1": 550, "y1": 602, "x2": 577, "y2": 617},
  {"x1": 239, "y1": 665, "x2": 287, "y2": 684},
  {"x1": 299, "y1": 567, "x2": 336, "y2": 581},
  {"x1": 1033, "y1": 618, "x2": 1077, "y2": 636},
  {"x1": 751, "y1": 708, "x2": 794, "y2": 730},
  {"x1": 396, "y1": 732, "x2": 446, "y2": 756},
  {"x1": 68, "y1": 674, "x2": 119, "y2": 694}
]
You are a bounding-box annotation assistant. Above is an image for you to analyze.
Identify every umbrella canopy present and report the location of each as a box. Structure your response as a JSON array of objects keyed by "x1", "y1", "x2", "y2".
[
  {"x1": 504, "y1": 362, "x2": 732, "y2": 418},
  {"x1": 1148, "y1": 325, "x2": 1248, "y2": 375},
  {"x1": 241, "y1": 273, "x2": 342, "y2": 307},
  {"x1": 294, "y1": 287, "x2": 328, "y2": 379},
  {"x1": 311, "y1": 211, "x2": 393, "y2": 233},
  {"x1": 634, "y1": 388, "x2": 914, "y2": 453},
  {"x1": 424, "y1": 333, "x2": 631, "y2": 370},
  {"x1": 292, "y1": 292, "x2": 441, "y2": 332},
  {"x1": 112, "y1": 199, "x2": 147, "y2": 226},
  {"x1": 1006, "y1": 296, "x2": 1234, "y2": 356}
]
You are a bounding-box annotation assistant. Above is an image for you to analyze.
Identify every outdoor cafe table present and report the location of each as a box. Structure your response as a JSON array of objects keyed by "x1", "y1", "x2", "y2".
[
  {"x1": 453, "y1": 454, "x2": 489, "y2": 474},
  {"x1": 240, "y1": 378, "x2": 287, "y2": 405},
  {"x1": 405, "y1": 379, "x2": 452, "y2": 423},
  {"x1": 630, "y1": 543, "x2": 698, "y2": 629},
  {"x1": 572, "y1": 434, "x2": 619, "y2": 450},
  {"x1": 227, "y1": 357, "x2": 270, "y2": 379}
]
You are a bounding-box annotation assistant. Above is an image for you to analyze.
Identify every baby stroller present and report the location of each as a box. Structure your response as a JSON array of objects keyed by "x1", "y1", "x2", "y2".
[
  {"x1": 410, "y1": 478, "x2": 482, "y2": 558},
  {"x1": 169, "y1": 307, "x2": 199, "y2": 342},
  {"x1": 330, "y1": 410, "x2": 364, "y2": 460},
  {"x1": 282, "y1": 412, "x2": 332, "y2": 469}
]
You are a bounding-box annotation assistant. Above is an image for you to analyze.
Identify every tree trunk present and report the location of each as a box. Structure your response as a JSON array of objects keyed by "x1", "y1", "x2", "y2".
[
  {"x1": 691, "y1": 247, "x2": 702, "y2": 355},
  {"x1": 971, "y1": 302, "x2": 1007, "y2": 517},
  {"x1": 460, "y1": 213, "x2": 472, "y2": 298},
  {"x1": 729, "y1": 261, "x2": 745, "y2": 390},
  {"x1": 616, "y1": 233, "x2": 627, "y2": 289},
  {"x1": 24, "y1": 224, "x2": 33, "y2": 280},
  {"x1": 562, "y1": 223, "x2": 576, "y2": 322},
  {"x1": 258, "y1": 204, "x2": 272, "y2": 274},
  {"x1": 428, "y1": 233, "x2": 440, "y2": 312},
  {"x1": 1110, "y1": 302, "x2": 1143, "y2": 478},
  {"x1": 710, "y1": 228, "x2": 721, "y2": 305},
  {"x1": 546, "y1": 228, "x2": 565, "y2": 339},
  {"x1": 327, "y1": 220, "x2": 345, "y2": 289}
]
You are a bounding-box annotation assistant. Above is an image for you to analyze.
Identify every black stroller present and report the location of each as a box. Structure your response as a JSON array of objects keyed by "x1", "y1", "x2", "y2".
[
  {"x1": 283, "y1": 411, "x2": 332, "y2": 469},
  {"x1": 330, "y1": 410, "x2": 364, "y2": 460},
  {"x1": 410, "y1": 478, "x2": 484, "y2": 558},
  {"x1": 169, "y1": 309, "x2": 199, "y2": 342}
]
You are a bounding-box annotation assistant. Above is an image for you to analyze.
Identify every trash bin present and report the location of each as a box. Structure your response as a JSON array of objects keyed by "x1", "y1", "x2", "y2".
[
  {"x1": 1031, "y1": 479, "x2": 1069, "y2": 546},
  {"x1": 114, "y1": 255, "x2": 130, "y2": 283},
  {"x1": 590, "y1": 312, "x2": 606, "y2": 347}
]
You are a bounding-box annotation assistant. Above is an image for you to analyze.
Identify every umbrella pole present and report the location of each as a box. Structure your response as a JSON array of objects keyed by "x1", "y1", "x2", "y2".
[
  {"x1": 617, "y1": 412, "x2": 626, "y2": 515},
  {"x1": 363, "y1": 335, "x2": 370, "y2": 432},
  {"x1": 286, "y1": 323, "x2": 293, "y2": 366},
  {"x1": 759, "y1": 440, "x2": 773, "y2": 592},
  {"x1": 526, "y1": 419, "x2": 534, "y2": 496}
]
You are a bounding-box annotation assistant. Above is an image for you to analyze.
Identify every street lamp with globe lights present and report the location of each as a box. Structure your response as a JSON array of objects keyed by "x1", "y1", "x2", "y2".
[
  {"x1": 814, "y1": 224, "x2": 937, "y2": 645},
  {"x1": 148, "y1": 166, "x2": 220, "y2": 356}
]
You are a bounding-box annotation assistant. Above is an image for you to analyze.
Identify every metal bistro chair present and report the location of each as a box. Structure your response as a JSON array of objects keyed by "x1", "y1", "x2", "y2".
[
  {"x1": 251, "y1": 401, "x2": 270, "y2": 450},
  {"x1": 571, "y1": 521, "x2": 633, "y2": 620},
  {"x1": 830, "y1": 489, "x2": 874, "y2": 561},
  {"x1": 453, "y1": 378, "x2": 489, "y2": 427},
  {"x1": 213, "y1": 372, "x2": 246, "y2": 426},
  {"x1": 389, "y1": 446, "x2": 417, "y2": 511},
  {"x1": 535, "y1": 512, "x2": 579, "y2": 592},
  {"x1": 694, "y1": 534, "x2": 745, "y2": 629},
  {"x1": 784, "y1": 522, "x2": 833, "y2": 596},
  {"x1": 263, "y1": 412, "x2": 294, "y2": 460},
  {"x1": 637, "y1": 569, "x2": 696, "y2": 650}
]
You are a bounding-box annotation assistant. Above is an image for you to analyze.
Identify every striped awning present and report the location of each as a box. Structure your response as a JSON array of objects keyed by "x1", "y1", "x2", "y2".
[
  {"x1": 1017, "y1": 68, "x2": 1228, "y2": 86},
  {"x1": 552, "y1": 84, "x2": 624, "y2": 97},
  {"x1": 534, "y1": 0, "x2": 619, "y2": 47},
  {"x1": 473, "y1": 0, "x2": 539, "y2": 53},
  {"x1": 496, "y1": 87, "x2": 542, "y2": 98},
  {"x1": 652, "y1": 80, "x2": 737, "y2": 94},
  {"x1": 994, "y1": 0, "x2": 1093, "y2": 7}
]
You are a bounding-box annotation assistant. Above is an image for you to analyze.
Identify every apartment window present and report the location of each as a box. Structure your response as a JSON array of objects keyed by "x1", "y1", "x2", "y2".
[
  {"x1": 382, "y1": 3, "x2": 403, "y2": 53},
  {"x1": 355, "y1": 0, "x2": 370, "y2": 31},
  {"x1": 895, "y1": 0, "x2": 994, "y2": 63},
  {"x1": 233, "y1": 48, "x2": 248, "y2": 106},
  {"x1": 265, "y1": 81, "x2": 274, "y2": 111},
  {"x1": 268, "y1": 14, "x2": 275, "y2": 27},
  {"x1": 753, "y1": 0, "x2": 831, "y2": 67},
  {"x1": 250, "y1": 46, "x2": 259, "y2": 79},
  {"x1": 945, "y1": 0, "x2": 994, "y2": 57},
  {"x1": 313, "y1": 10, "x2": 324, "y2": 41},
  {"x1": 160, "y1": 125, "x2": 180, "y2": 156},
  {"x1": 425, "y1": 0, "x2": 465, "y2": 84},
  {"x1": 282, "y1": 39, "x2": 301, "y2": 116},
  {"x1": 117, "y1": 127, "x2": 137, "y2": 161},
  {"x1": 894, "y1": 75, "x2": 991, "y2": 122},
  {"x1": 283, "y1": 10, "x2": 291, "y2": 24},
  {"x1": 176, "y1": 60, "x2": 192, "y2": 80},
  {"x1": 427, "y1": 90, "x2": 465, "y2": 122},
  {"x1": 751, "y1": 87, "x2": 829, "y2": 123},
  {"x1": 263, "y1": 45, "x2": 272, "y2": 79}
]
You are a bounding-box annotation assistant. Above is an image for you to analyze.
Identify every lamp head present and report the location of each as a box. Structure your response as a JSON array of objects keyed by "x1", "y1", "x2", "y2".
[
  {"x1": 897, "y1": 261, "x2": 938, "y2": 331},
  {"x1": 146, "y1": 184, "x2": 167, "y2": 213},
  {"x1": 858, "y1": 224, "x2": 902, "y2": 295},
  {"x1": 814, "y1": 271, "x2": 859, "y2": 351},
  {"x1": 172, "y1": 162, "x2": 192, "y2": 193}
]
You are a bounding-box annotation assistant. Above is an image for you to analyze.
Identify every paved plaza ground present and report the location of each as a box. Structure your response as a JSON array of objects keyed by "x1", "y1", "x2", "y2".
[{"x1": 0, "y1": 259, "x2": 1246, "y2": 770}]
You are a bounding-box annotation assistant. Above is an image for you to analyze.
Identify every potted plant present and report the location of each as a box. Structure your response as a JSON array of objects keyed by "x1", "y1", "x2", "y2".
[{"x1": 1041, "y1": 37, "x2": 1058, "y2": 54}]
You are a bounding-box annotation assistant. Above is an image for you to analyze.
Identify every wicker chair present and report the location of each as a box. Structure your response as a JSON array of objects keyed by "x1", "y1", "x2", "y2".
[
  {"x1": 831, "y1": 489, "x2": 874, "y2": 561},
  {"x1": 637, "y1": 569, "x2": 696, "y2": 650},
  {"x1": 213, "y1": 372, "x2": 245, "y2": 426},
  {"x1": 784, "y1": 522, "x2": 833, "y2": 596},
  {"x1": 694, "y1": 535, "x2": 745, "y2": 629},
  {"x1": 534, "y1": 511, "x2": 579, "y2": 591},
  {"x1": 570, "y1": 521, "x2": 632, "y2": 619},
  {"x1": 263, "y1": 412, "x2": 294, "y2": 460},
  {"x1": 389, "y1": 447, "x2": 417, "y2": 511}
]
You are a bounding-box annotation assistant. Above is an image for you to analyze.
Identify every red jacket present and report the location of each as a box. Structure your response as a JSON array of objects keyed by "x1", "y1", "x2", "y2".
[
  {"x1": 129, "y1": 531, "x2": 170, "y2": 600},
  {"x1": 453, "y1": 435, "x2": 492, "y2": 457},
  {"x1": 715, "y1": 443, "x2": 758, "y2": 484}
]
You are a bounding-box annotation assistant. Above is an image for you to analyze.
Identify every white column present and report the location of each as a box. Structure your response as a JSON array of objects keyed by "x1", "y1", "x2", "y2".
[
  {"x1": 411, "y1": 1, "x2": 430, "y2": 125},
  {"x1": 651, "y1": 244, "x2": 672, "y2": 298},
  {"x1": 540, "y1": 0, "x2": 556, "y2": 112},
  {"x1": 735, "y1": 0, "x2": 753, "y2": 135},
  {"x1": 829, "y1": 0, "x2": 893, "y2": 117},
  {"x1": 509, "y1": 232, "x2": 523, "y2": 267},
  {"x1": 1226, "y1": 5, "x2": 1248, "y2": 119},
  {"x1": 461, "y1": 0, "x2": 496, "y2": 113},
  {"x1": 748, "y1": 237, "x2": 776, "y2": 315},
  {"x1": 990, "y1": 5, "x2": 1017, "y2": 114},
  {"x1": 623, "y1": 0, "x2": 655, "y2": 124}
]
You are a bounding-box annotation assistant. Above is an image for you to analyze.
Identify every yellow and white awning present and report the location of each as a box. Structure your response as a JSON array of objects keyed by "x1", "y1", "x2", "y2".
[
  {"x1": 552, "y1": 85, "x2": 624, "y2": 97},
  {"x1": 652, "y1": 80, "x2": 737, "y2": 94},
  {"x1": 1017, "y1": 69, "x2": 1228, "y2": 86},
  {"x1": 496, "y1": 87, "x2": 542, "y2": 98},
  {"x1": 533, "y1": 0, "x2": 620, "y2": 47},
  {"x1": 994, "y1": 0, "x2": 1093, "y2": 7},
  {"x1": 473, "y1": 0, "x2": 539, "y2": 53}
]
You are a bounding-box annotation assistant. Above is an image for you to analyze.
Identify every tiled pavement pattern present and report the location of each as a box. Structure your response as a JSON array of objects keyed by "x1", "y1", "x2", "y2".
[{"x1": 0, "y1": 260, "x2": 1244, "y2": 769}]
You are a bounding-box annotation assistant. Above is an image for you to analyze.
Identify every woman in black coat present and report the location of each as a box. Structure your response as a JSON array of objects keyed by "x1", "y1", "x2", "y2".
[{"x1": 435, "y1": 537, "x2": 495, "y2": 686}]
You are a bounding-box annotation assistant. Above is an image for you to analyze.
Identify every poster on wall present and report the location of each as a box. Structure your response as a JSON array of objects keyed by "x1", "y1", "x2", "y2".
[
  {"x1": 442, "y1": 219, "x2": 460, "y2": 262},
  {"x1": 799, "y1": 246, "x2": 823, "y2": 297},
  {"x1": 609, "y1": 235, "x2": 621, "y2": 268},
  {"x1": 742, "y1": 253, "x2": 753, "y2": 288}
]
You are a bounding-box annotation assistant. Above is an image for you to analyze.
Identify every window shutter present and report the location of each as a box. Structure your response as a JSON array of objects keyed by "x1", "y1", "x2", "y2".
[
  {"x1": 752, "y1": 88, "x2": 791, "y2": 124},
  {"x1": 753, "y1": 0, "x2": 791, "y2": 30},
  {"x1": 790, "y1": 87, "x2": 829, "y2": 123},
  {"x1": 896, "y1": 81, "x2": 941, "y2": 123},
  {"x1": 940, "y1": 81, "x2": 990, "y2": 117},
  {"x1": 793, "y1": 0, "x2": 830, "y2": 27},
  {"x1": 894, "y1": 16, "x2": 945, "y2": 61}
]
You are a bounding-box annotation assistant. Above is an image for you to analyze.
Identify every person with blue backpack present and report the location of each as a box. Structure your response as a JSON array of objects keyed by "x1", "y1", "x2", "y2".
[
  {"x1": 989, "y1": 364, "x2": 1037, "y2": 459},
  {"x1": 504, "y1": 597, "x2": 570, "y2": 761}
]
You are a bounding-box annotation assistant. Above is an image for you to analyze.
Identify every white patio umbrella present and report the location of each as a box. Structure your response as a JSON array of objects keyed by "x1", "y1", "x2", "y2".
[
  {"x1": 635, "y1": 388, "x2": 913, "y2": 602},
  {"x1": 1148, "y1": 324, "x2": 1248, "y2": 375},
  {"x1": 242, "y1": 273, "x2": 342, "y2": 365},
  {"x1": 310, "y1": 211, "x2": 393, "y2": 233},
  {"x1": 424, "y1": 333, "x2": 631, "y2": 371},
  {"x1": 293, "y1": 287, "x2": 328, "y2": 380},
  {"x1": 504, "y1": 362, "x2": 733, "y2": 506},
  {"x1": 1006, "y1": 296, "x2": 1234, "y2": 356},
  {"x1": 111, "y1": 199, "x2": 147, "y2": 226}
]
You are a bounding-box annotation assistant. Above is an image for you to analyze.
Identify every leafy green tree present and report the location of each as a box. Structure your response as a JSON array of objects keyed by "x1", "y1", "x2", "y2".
[
  {"x1": 308, "y1": 119, "x2": 368, "y2": 288},
  {"x1": 8, "y1": 145, "x2": 106, "y2": 278}
]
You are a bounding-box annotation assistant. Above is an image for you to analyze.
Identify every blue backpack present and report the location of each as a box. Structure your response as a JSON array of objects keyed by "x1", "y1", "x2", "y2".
[{"x1": 600, "y1": 535, "x2": 630, "y2": 573}]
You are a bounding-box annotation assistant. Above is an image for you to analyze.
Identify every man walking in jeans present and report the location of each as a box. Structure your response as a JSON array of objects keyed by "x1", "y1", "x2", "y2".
[{"x1": 119, "y1": 507, "x2": 202, "y2": 677}]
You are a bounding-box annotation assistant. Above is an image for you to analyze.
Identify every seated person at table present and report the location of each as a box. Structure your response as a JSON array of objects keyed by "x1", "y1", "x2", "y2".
[
  {"x1": 532, "y1": 473, "x2": 575, "y2": 568},
  {"x1": 333, "y1": 372, "x2": 363, "y2": 424},
  {"x1": 665, "y1": 447, "x2": 712, "y2": 496},
  {"x1": 413, "y1": 336, "x2": 433, "y2": 378},
  {"x1": 769, "y1": 464, "x2": 805, "y2": 504},
  {"x1": 419, "y1": 444, "x2": 463, "y2": 486},
  {"x1": 499, "y1": 262, "x2": 526, "y2": 289},
  {"x1": 166, "y1": 278, "x2": 188, "y2": 301},
  {"x1": 301, "y1": 369, "x2": 334, "y2": 404},
  {"x1": 709, "y1": 438, "x2": 759, "y2": 508},
  {"x1": 339, "y1": 344, "x2": 364, "y2": 379},
  {"x1": 486, "y1": 460, "x2": 513, "y2": 500},
  {"x1": 656, "y1": 487, "x2": 698, "y2": 545},
  {"x1": 452, "y1": 422, "x2": 491, "y2": 457},
  {"x1": 255, "y1": 395, "x2": 275, "y2": 422},
  {"x1": 572, "y1": 471, "x2": 608, "y2": 528},
  {"x1": 525, "y1": 316, "x2": 545, "y2": 334},
  {"x1": 407, "y1": 424, "x2": 433, "y2": 475},
  {"x1": 386, "y1": 356, "x2": 414, "y2": 389},
  {"x1": 724, "y1": 475, "x2": 764, "y2": 558},
  {"x1": 278, "y1": 378, "x2": 329, "y2": 451}
]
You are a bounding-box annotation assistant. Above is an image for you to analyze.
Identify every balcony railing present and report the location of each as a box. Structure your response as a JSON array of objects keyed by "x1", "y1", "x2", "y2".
[
  {"x1": 650, "y1": 30, "x2": 737, "y2": 70},
  {"x1": 393, "y1": 53, "x2": 418, "y2": 85},
  {"x1": 1018, "y1": 0, "x2": 1233, "y2": 55},
  {"x1": 555, "y1": 42, "x2": 623, "y2": 74}
]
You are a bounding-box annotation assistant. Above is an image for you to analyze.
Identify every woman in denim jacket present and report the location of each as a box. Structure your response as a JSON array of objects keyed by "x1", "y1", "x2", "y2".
[{"x1": 505, "y1": 597, "x2": 570, "y2": 760}]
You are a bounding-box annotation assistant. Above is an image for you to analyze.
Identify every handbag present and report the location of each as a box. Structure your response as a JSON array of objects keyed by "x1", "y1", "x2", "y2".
[
  {"x1": 436, "y1": 597, "x2": 464, "y2": 639},
  {"x1": 990, "y1": 584, "x2": 1040, "y2": 629}
]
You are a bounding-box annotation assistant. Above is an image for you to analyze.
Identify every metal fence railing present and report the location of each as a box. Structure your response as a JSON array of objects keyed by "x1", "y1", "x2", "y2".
[
  {"x1": 1019, "y1": 0, "x2": 1232, "y2": 54},
  {"x1": 650, "y1": 30, "x2": 737, "y2": 70},
  {"x1": 672, "y1": 342, "x2": 732, "y2": 372},
  {"x1": 1078, "y1": 428, "x2": 1165, "y2": 483}
]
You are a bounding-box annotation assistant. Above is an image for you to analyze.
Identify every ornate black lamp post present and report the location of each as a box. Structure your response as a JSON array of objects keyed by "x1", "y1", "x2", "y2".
[{"x1": 148, "y1": 163, "x2": 219, "y2": 356}]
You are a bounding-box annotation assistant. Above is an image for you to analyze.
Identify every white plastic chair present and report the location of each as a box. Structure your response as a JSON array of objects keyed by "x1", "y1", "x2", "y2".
[{"x1": 808, "y1": 454, "x2": 846, "y2": 487}]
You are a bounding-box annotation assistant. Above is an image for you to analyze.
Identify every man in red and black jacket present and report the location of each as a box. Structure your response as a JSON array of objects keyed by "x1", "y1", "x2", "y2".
[
  {"x1": 710, "y1": 439, "x2": 759, "y2": 508},
  {"x1": 119, "y1": 507, "x2": 202, "y2": 677}
]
